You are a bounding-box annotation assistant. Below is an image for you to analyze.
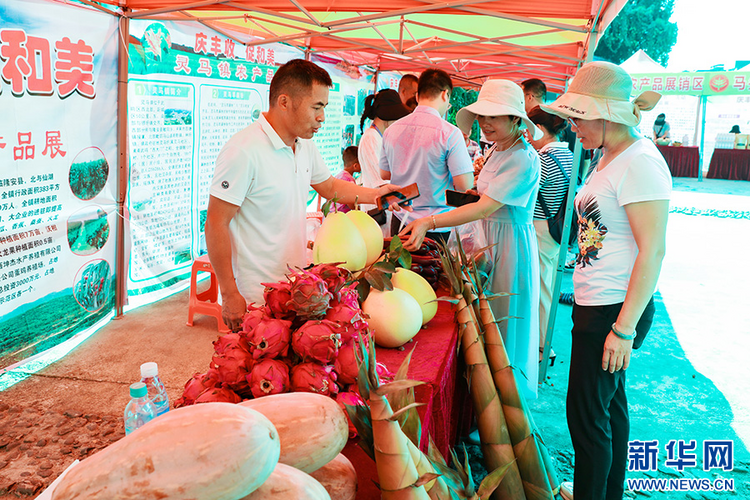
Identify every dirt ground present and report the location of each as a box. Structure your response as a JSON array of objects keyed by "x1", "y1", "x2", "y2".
[{"x1": 0, "y1": 177, "x2": 749, "y2": 499}]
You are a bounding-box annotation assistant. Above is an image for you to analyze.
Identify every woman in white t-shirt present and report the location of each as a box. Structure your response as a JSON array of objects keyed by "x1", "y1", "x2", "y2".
[{"x1": 541, "y1": 62, "x2": 672, "y2": 500}]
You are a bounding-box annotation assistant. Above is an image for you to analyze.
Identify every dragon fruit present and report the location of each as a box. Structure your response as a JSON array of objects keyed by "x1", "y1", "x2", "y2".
[
  {"x1": 173, "y1": 369, "x2": 220, "y2": 408},
  {"x1": 263, "y1": 281, "x2": 296, "y2": 320},
  {"x1": 334, "y1": 342, "x2": 359, "y2": 385},
  {"x1": 331, "y1": 283, "x2": 361, "y2": 310},
  {"x1": 194, "y1": 386, "x2": 242, "y2": 404},
  {"x1": 246, "y1": 317, "x2": 292, "y2": 360},
  {"x1": 286, "y1": 269, "x2": 333, "y2": 320},
  {"x1": 336, "y1": 390, "x2": 366, "y2": 438},
  {"x1": 376, "y1": 362, "x2": 395, "y2": 384},
  {"x1": 308, "y1": 263, "x2": 352, "y2": 296},
  {"x1": 212, "y1": 332, "x2": 250, "y2": 355},
  {"x1": 325, "y1": 303, "x2": 368, "y2": 344},
  {"x1": 212, "y1": 342, "x2": 253, "y2": 394},
  {"x1": 241, "y1": 305, "x2": 268, "y2": 334},
  {"x1": 248, "y1": 358, "x2": 291, "y2": 398},
  {"x1": 292, "y1": 319, "x2": 341, "y2": 363},
  {"x1": 291, "y1": 362, "x2": 339, "y2": 396}
]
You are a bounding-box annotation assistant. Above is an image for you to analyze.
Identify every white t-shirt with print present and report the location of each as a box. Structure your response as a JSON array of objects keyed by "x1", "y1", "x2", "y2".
[
  {"x1": 573, "y1": 138, "x2": 671, "y2": 306},
  {"x1": 210, "y1": 114, "x2": 331, "y2": 305}
]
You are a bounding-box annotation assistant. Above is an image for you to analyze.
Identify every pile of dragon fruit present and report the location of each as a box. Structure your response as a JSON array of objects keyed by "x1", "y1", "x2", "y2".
[{"x1": 175, "y1": 263, "x2": 389, "y2": 408}]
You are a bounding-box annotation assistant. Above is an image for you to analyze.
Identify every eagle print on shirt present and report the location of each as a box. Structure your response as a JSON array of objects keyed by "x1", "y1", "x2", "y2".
[{"x1": 575, "y1": 193, "x2": 608, "y2": 268}]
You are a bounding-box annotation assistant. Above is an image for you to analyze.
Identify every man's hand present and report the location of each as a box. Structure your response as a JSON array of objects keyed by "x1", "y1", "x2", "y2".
[
  {"x1": 221, "y1": 290, "x2": 247, "y2": 333},
  {"x1": 376, "y1": 184, "x2": 413, "y2": 212},
  {"x1": 602, "y1": 332, "x2": 633, "y2": 373},
  {"x1": 398, "y1": 217, "x2": 431, "y2": 252}
]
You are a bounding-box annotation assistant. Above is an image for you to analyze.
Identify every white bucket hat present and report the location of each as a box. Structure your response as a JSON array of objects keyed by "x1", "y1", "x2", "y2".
[
  {"x1": 456, "y1": 79, "x2": 543, "y2": 140},
  {"x1": 540, "y1": 61, "x2": 661, "y2": 127}
]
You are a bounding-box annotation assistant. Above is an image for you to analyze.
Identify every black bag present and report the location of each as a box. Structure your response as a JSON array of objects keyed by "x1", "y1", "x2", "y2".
[{"x1": 537, "y1": 152, "x2": 577, "y2": 246}]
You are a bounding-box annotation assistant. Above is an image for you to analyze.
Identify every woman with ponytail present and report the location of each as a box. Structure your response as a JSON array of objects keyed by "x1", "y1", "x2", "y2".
[{"x1": 357, "y1": 89, "x2": 411, "y2": 210}]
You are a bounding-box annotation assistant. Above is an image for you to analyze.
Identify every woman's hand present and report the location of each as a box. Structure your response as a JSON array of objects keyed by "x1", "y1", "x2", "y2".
[
  {"x1": 602, "y1": 332, "x2": 633, "y2": 373},
  {"x1": 398, "y1": 217, "x2": 432, "y2": 252}
]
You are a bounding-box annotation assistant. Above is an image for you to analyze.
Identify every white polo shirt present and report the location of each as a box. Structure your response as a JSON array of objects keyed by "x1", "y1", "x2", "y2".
[{"x1": 210, "y1": 114, "x2": 331, "y2": 304}]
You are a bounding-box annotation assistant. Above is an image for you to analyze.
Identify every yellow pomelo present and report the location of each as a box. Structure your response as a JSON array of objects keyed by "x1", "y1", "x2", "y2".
[
  {"x1": 345, "y1": 210, "x2": 384, "y2": 266},
  {"x1": 391, "y1": 268, "x2": 438, "y2": 325},
  {"x1": 362, "y1": 289, "x2": 422, "y2": 348},
  {"x1": 313, "y1": 212, "x2": 367, "y2": 271}
]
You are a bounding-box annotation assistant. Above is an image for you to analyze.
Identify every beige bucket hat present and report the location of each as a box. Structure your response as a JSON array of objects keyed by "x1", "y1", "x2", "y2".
[
  {"x1": 456, "y1": 79, "x2": 543, "y2": 140},
  {"x1": 541, "y1": 61, "x2": 661, "y2": 127}
]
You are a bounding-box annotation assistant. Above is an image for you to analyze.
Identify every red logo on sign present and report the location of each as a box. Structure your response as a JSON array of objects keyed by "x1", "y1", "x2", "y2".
[{"x1": 710, "y1": 75, "x2": 729, "y2": 93}]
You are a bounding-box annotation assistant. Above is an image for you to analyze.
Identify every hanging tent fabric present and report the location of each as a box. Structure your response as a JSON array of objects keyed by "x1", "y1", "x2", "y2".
[{"x1": 89, "y1": 0, "x2": 626, "y2": 91}]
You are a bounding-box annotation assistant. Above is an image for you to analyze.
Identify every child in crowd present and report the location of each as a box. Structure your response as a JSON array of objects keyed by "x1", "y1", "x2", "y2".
[{"x1": 334, "y1": 146, "x2": 360, "y2": 212}]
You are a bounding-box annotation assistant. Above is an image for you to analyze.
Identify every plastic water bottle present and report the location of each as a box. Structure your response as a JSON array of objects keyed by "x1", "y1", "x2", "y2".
[
  {"x1": 124, "y1": 382, "x2": 156, "y2": 435},
  {"x1": 140, "y1": 362, "x2": 170, "y2": 417}
]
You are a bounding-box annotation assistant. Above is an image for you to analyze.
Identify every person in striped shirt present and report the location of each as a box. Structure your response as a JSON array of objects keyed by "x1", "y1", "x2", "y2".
[{"x1": 527, "y1": 105, "x2": 574, "y2": 363}]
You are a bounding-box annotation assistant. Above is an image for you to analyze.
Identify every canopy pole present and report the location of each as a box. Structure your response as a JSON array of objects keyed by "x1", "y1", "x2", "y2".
[
  {"x1": 115, "y1": 13, "x2": 130, "y2": 318},
  {"x1": 697, "y1": 95, "x2": 708, "y2": 181},
  {"x1": 539, "y1": 26, "x2": 599, "y2": 384}
]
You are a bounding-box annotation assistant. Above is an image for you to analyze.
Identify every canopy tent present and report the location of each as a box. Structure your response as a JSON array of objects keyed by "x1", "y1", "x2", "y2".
[
  {"x1": 0, "y1": 0, "x2": 629, "y2": 381},
  {"x1": 85, "y1": 0, "x2": 626, "y2": 91}
]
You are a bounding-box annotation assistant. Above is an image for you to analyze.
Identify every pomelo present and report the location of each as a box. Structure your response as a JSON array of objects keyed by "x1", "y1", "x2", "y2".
[
  {"x1": 345, "y1": 210, "x2": 384, "y2": 266},
  {"x1": 362, "y1": 289, "x2": 422, "y2": 348},
  {"x1": 391, "y1": 268, "x2": 438, "y2": 325},
  {"x1": 313, "y1": 212, "x2": 367, "y2": 271}
]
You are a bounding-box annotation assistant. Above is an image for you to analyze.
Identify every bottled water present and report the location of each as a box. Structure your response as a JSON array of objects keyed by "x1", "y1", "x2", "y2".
[
  {"x1": 124, "y1": 382, "x2": 156, "y2": 435},
  {"x1": 140, "y1": 362, "x2": 170, "y2": 416}
]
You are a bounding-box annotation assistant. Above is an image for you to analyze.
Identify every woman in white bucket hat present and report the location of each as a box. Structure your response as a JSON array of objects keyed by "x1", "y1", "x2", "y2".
[
  {"x1": 400, "y1": 79, "x2": 544, "y2": 400},
  {"x1": 541, "y1": 61, "x2": 672, "y2": 500}
]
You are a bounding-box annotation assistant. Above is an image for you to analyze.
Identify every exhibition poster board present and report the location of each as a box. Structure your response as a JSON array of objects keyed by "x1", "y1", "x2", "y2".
[
  {"x1": 125, "y1": 20, "x2": 300, "y2": 307},
  {"x1": 0, "y1": 0, "x2": 119, "y2": 371}
]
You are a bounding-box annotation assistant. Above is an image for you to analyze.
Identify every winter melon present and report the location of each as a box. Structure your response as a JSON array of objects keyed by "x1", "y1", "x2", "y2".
[
  {"x1": 241, "y1": 392, "x2": 349, "y2": 473},
  {"x1": 52, "y1": 403, "x2": 279, "y2": 500},
  {"x1": 241, "y1": 463, "x2": 330, "y2": 500}
]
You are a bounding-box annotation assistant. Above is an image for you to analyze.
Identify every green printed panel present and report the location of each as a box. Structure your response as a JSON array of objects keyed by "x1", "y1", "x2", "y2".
[{"x1": 134, "y1": 83, "x2": 191, "y2": 98}]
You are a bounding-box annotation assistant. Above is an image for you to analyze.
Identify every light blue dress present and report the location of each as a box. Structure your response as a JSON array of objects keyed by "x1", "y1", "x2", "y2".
[{"x1": 476, "y1": 139, "x2": 541, "y2": 400}]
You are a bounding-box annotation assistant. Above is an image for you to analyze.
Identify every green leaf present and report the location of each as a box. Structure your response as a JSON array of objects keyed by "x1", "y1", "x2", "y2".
[
  {"x1": 372, "y1": 261, "x2": 397, "y2": 273},
  {"x1": 476, "y1": 461, "x2": 516, "y2": 500},
  {"x1": 365, "y1": 269, "x2": 393, "y2": 291},
  {"x1": 398, "y1": 250, "x2": 412, "y2": 270},
  {"x1": 321, "y1": 197, "x2": 333, "y2": 217},
  {"x1": 356, "y1": 277, "x2": 370, "y2": 303},
  {"x1": 389, "y1": 236, "x2": 402, "y2": 253}
]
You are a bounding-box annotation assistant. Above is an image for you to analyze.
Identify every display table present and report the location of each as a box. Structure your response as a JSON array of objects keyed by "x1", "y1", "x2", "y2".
[
  {"x1": 342, "y1": 299, "x2": 471, "y2": 500},
  {"x1": 707, "y1": 148, "x2": 750, "y2": 180},
  {"x1": 656, "y1": 145, "x2": 700, "y2": 178}
]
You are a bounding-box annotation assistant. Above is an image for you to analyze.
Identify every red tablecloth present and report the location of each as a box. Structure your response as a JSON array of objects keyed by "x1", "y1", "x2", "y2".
[
  {"x1": 342, "y1": 300, "x2": 471, "y2": 499},
  {"x1": 707, "y1": 148, "x2": 750, "y2": 180},
  {"x1": 656, "y1": 145, "x2": 700, "y2": 178}
]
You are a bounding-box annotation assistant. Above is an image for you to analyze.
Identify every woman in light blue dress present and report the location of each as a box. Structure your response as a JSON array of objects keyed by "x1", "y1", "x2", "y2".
[{"x1": 400, "y1": 79, "x2": 542, "y2": 399}]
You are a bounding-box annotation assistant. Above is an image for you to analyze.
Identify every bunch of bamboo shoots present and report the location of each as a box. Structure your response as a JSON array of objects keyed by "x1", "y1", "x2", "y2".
[{"x1": 436, "y1": 235, "x2": 561, "y2": 500}]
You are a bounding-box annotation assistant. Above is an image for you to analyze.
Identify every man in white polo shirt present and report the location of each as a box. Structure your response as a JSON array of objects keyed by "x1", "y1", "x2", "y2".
[{"x1": 206, "y1": 59, "x2": 402, "y2": 332}]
